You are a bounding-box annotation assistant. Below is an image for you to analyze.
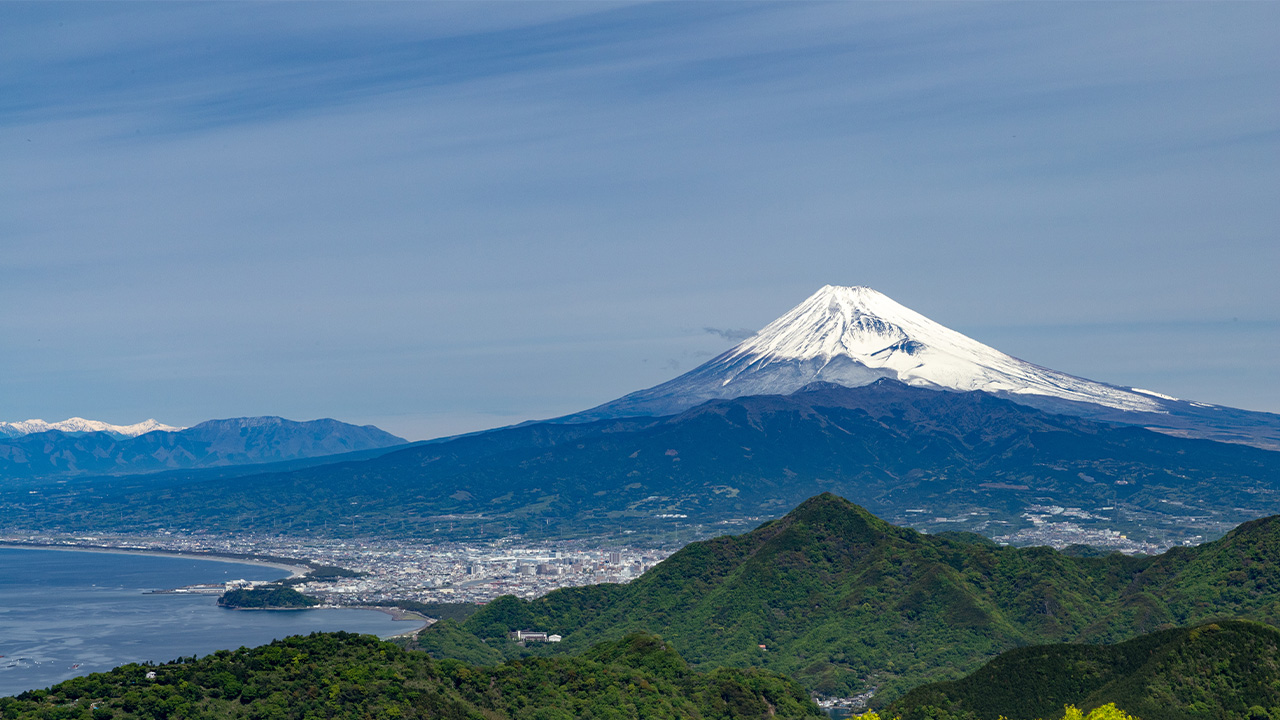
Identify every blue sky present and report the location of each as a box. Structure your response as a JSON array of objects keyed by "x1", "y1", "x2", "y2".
[{"x1": 3, "y1": 2, "x2": 1278, "y2": 440}]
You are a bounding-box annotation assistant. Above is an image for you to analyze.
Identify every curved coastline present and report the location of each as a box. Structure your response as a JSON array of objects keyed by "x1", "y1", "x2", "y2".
[
  {"x1": 360, "y1": 605, "x2": 432, "y2": 637},
  {"x1": 0, "y1": 542, "x2": 310, "y2": 579},
  {"x1": 213, "y1": 605, "x2": 429, "y2": 636},
  {"x1": 0, "y1": 548, "x2": 417, "y2": 698}
]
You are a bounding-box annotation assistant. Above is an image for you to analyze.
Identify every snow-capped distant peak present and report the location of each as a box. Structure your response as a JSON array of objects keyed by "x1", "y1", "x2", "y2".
[
  {"x1": 575, "y1": 284, "x2": 1175, "y2": 420},
  {"x1": 0, "y1": 417, "x2": 183, "y2": 439}
]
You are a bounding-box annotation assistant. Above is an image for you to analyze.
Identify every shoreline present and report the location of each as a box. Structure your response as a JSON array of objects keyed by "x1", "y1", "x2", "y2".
[
  {"x1": 360, "y1": 606, "x2": 432, "y2": 637},
  {"x1": 0, "y1": 543, "x2": 429, "y2": 636},
  {"x1": 217, "y1": 605, "x2": 429, "y2": 637},
  {"x1": 0, "y1": 542, "x2": 310, "y2": 579}
]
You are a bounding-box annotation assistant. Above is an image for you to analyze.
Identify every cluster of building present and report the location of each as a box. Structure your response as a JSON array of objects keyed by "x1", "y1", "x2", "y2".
[
  {"x1": 291, "y1": 542, "x2": 671, "y2": 605},
  {"x1": 814, "y1": 689, "x2": 876, "y2": 714},
  {"x1": 0, "y1": 531, "x2": 673, "y2": 606},
  {"x1": 900, "y1": 502, "x2": 1218, "y2": 555},
  {"x1": 4, "y1": 497, "x2": 1217, "y2": 602},
  {"x1": 991, "y1": 507, "x2": 1164, "y2": 554},
  {"x1": 508, "y1": 630, "x2": 561, "y2": 643},
  {"x1": 148, "y1": 578, "x2": 266, "y2": 596}
]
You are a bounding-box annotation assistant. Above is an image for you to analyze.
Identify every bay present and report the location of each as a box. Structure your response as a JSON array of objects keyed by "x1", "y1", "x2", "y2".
[{"x1": 0, "y1": 547, "x2": 416, "y2": 696}]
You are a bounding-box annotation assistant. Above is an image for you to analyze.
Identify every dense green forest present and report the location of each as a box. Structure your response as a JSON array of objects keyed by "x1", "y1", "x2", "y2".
[
  {"x1": 433, "y1": 493, "x2": 1280, "y2": 700},
  {"x1": 0, "y1": 632, "x2": 822, "y2": 720},
  {"x1": 853, "y1": 705, "x2": 1139, "y2": 720},
  {"x1": 216, "y1": 585, "x2": 319, "y2": 609},
  {"x1": 889, "y1": 620, "x2": 1280, "y2": 720},
  {"x1": 398, "y1": 619, "x2": 506, "y2": 665},
  {"x1": 11, "y1": 493, "x2": 1280, "y2": 718},
  {"x1": 11, "y1": 494, "x2": 1280, "y2": 718},
  {"x1": 10, "y1": 621, "x2": 1280, "y2": 720}
]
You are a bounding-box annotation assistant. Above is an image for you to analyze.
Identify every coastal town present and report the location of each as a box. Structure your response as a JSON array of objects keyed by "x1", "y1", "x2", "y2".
[
  {"x1": 0, "y1": 531, "x2": 674, "y2": 607},
  {"x1": 283, "y1": 538, "x2": 673, "y2": 606},
  {"x1": 0, "y1": 500, "x2": 1205, "y2": 608}
]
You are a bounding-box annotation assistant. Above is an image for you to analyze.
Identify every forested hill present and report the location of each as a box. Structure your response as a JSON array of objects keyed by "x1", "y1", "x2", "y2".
[
  {"x1": 0, "y1": 631, "x2": 822, "y2": 720},
  {"x1": 217, "y1": 585, "x2": 320, "y2": 609},
  {"x1": 442, "y1": 493, "x2": 1280, "y2": 701},
  {"x1": 890, "y1": 620, "x2": 1280, "y2": 720}
]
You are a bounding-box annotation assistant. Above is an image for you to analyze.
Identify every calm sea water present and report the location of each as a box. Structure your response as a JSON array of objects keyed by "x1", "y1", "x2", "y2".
[{"x1": 0, "y1": 547, "x2": 417, "y2": 697}]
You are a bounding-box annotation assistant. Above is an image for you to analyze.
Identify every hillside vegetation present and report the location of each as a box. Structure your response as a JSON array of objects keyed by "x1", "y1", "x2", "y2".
[
  {"x1": 216, "y1": 585, "x2": 320, "y2": 609},
  {"x1": 438, "y1": 494, "x2": 1280, "y2": 700},
  {"x1": 0, "y1": 631, "x2": 821, "y2": 720},
  {"x1": 855, "y1": 706, "x2": 1139, "y2": 720},
  {"x1": 890, "y1": 620, "x2": 1280, "y2": 720}
]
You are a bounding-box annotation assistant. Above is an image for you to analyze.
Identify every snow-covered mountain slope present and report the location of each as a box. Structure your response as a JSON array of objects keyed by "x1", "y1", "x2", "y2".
[
  {"x1": 577, "y1": 285, "x2": 1163, "y2": 416},
  {"x1": 0, "y1": 416, "x2": 408, "y2": 479},
  {"x1": 0, "y1": 417, "x2": 181, "y2": 439},
  {"x1": 567, "y1": 285, "x2": 1280, "y2": 450}
]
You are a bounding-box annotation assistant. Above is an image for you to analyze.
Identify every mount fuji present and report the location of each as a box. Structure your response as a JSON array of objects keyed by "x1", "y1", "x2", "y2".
[
  {"x1": 9, "y1": 286, "x2": 1278, "y2": 542},
  {"x1": 570, "y1": 285, "x2": 1280, "y2": 450}
]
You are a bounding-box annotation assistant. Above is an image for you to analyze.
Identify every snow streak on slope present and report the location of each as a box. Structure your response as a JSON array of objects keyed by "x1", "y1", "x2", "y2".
[
  {"x1": 574, "y1": 285, "x2": 1167, "y2": 420},
  {"x1": 0, "y1": 417, "x2": 182, "y2": 438}
]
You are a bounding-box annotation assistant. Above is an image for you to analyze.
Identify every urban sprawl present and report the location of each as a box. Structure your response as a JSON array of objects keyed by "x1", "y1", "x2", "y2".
[
  {"x1": 2, "y1": 506, "x2": 1206, "y2": 607},
  {"x1": 0, "y1": 532, "x2": 674, "y2": 606}
]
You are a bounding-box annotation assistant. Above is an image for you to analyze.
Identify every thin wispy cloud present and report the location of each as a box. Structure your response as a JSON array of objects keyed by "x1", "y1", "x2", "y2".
[
  {"x1": 1, "y1": 3, "x2": 1277, "y2": 439},
  {"x1": 704, "y1": 327, "x2": 756, "y2": 342}
]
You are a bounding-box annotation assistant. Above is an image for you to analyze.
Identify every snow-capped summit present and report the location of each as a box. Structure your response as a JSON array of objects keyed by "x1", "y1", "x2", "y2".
[
  {"x1": 571, "y1": 284, "x2": 1170, "y2": 420},
  {"x1": 725, "y1": 284, "x2": 943, "y2": 363},
  {"x1": 0, "y1": 417, "x2": 183, "y2": 439},
  {"x1": 720, "y1": 285, "x2": 1165, "y2": 411}
]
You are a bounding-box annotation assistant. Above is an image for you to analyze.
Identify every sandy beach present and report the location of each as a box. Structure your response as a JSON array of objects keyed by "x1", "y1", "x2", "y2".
[{"x1": 0, "y1": 543, "x2": 310, "y2": 579}]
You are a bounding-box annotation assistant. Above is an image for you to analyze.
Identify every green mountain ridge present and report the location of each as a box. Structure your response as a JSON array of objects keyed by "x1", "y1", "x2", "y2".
[
  {"x1": 435, "y1": 494, "x2": 1280, "y2": 701},
  {"x1": 890, "y1": 619, "x2": 1280, "y2": 720},
  {"x1": 0, "y1": 631, "x2": 822, "y2": 720}
]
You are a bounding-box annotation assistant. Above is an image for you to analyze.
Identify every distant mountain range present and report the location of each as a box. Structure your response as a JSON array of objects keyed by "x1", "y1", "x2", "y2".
[
  {"x1": 568, "y1": 285, "x2": 1280, "y2": 451},
  {"x1": 3, "y1": 285, "x2": 1276, "y2": 545},
  {"x1": 0, "y1": 416, "x2": 406, "y2": 479},
  {"x1": 439, "y1": 493, "x2": 1280, "y2": 702},
  {"x1": 0, "y1": 417, "x2": 182, "y2": 438},
  {"x1": 6, "y1": 381, "x2": 1277, "y2": 542}
]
